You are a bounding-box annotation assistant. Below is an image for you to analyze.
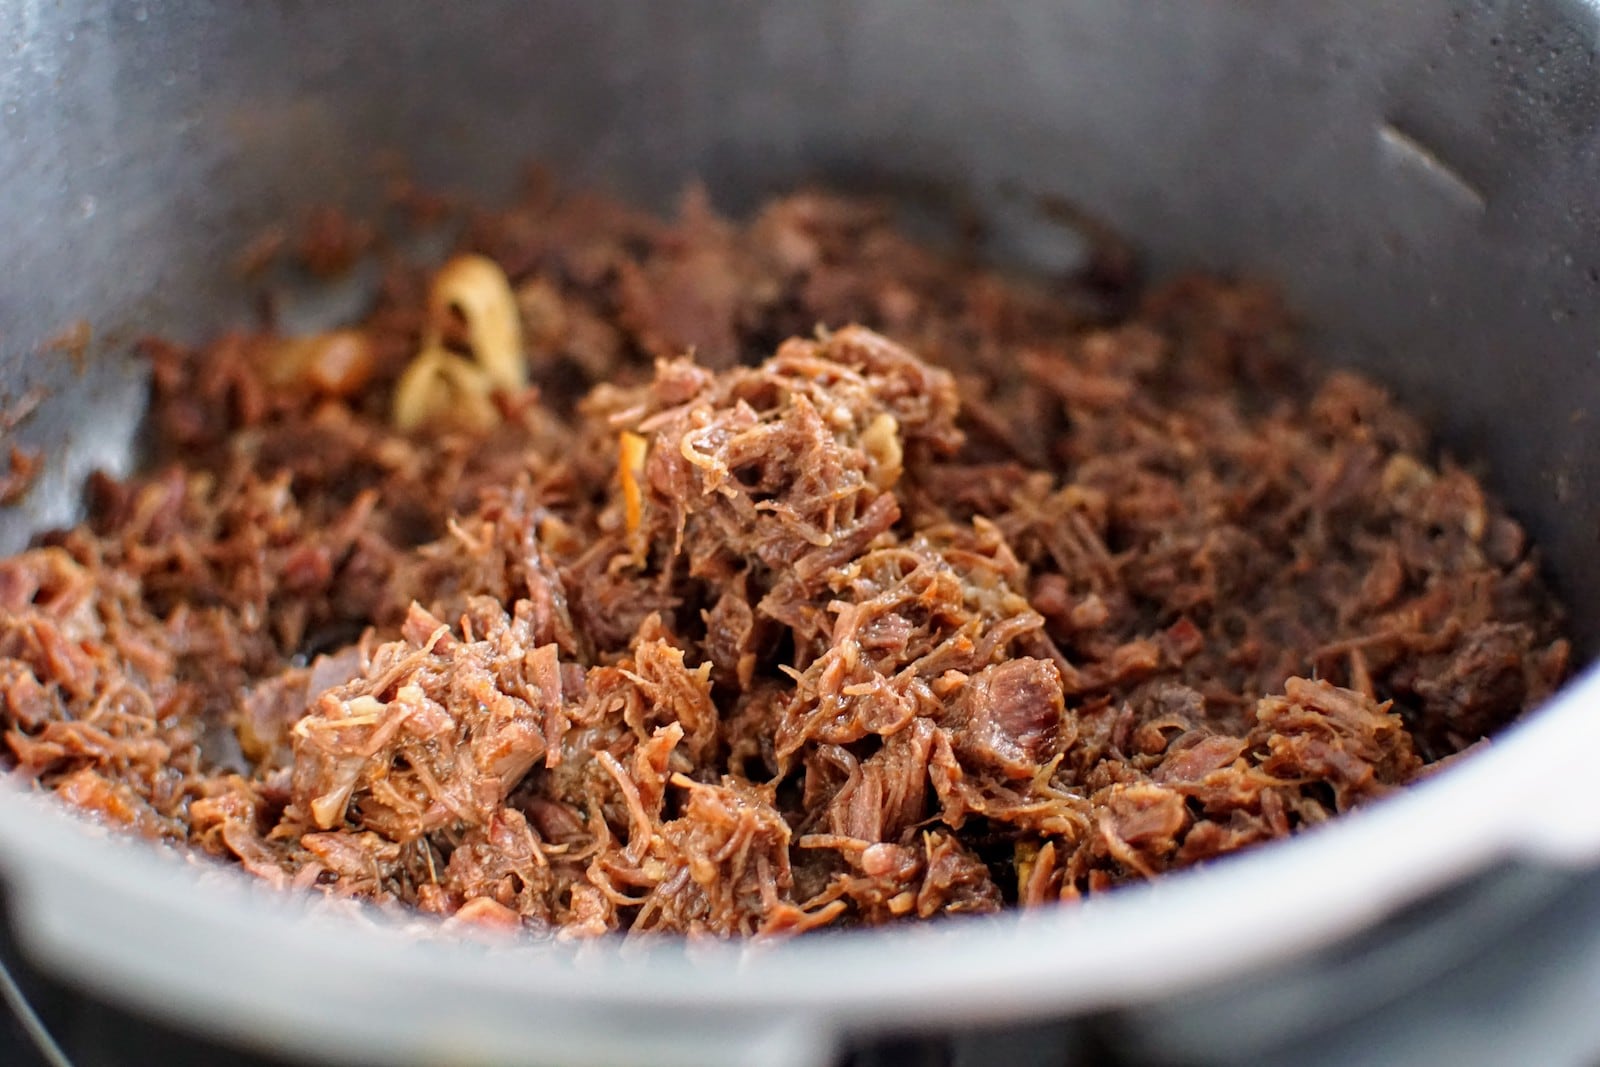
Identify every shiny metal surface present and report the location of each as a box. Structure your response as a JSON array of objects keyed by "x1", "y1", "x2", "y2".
[{"x1": 1, "y1": 3, "x2": 1599, "y2": 1065}]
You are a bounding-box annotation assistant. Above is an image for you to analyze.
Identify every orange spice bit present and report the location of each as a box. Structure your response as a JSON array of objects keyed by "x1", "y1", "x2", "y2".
[{"x1": 619, "y1": 431, "x2": 648, "y2": 536}]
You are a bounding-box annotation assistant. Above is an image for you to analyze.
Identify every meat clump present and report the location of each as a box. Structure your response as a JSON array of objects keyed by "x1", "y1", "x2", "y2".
[{"x1": 0, "y1": 180, "x2": 1569, "y2": 937}]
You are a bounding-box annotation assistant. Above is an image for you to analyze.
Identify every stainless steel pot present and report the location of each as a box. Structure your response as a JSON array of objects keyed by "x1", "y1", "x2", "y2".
[{"x1": 2, "y1": 3, "x2": 1600, "y2": 1065}]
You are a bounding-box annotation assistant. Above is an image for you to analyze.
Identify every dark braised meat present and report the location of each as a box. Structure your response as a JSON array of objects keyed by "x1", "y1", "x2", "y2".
[{"x1": 0, "y1": 181, "x2": 1568, "y2": 936}]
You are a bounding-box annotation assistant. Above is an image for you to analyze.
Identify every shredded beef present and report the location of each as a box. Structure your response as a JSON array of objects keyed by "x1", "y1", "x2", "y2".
[{"x1": 0, "y1": 179, "x2": 1570, "y2": 937}]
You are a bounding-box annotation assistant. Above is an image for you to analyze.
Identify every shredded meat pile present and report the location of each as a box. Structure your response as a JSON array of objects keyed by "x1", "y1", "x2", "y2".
[{"x1": 0, "y1": 179, "x2": 1569, "y2": 937}]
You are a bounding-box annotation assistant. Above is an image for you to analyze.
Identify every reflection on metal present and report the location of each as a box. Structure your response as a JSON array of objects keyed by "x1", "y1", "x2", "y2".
[
  {"x1": 0, "y1": 954, "x2": 73, "y2": 1067},
  {"x1": 1377, "y1": 121, "x2": 1488, "y2": 213}
]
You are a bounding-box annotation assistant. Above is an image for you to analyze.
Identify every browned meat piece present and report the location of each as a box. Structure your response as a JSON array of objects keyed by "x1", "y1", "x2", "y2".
[
  {"x1": 1410, "y1": 623, "x2": 1541, "y2": 747},
  {"x1": 295, "y1": 205, "x2": 374, "y2": 278},
  {"x1": 288, "y1": 600, "x2": 554, "y2": 842},
  {"x1": 437, "y1": 808, "x2": 558, "y2": 927},
  {"x1": 943, "y1": 659, "x2": 1068, "y2": 780},
  {"x1": 0, "y1": 445, "x2": 42, "y2": 505},
  {"x1": 818, "y1": 718, "x2": 937, "y2": 844},
  {"x1": 1251, "y1": 677, "x2": 1420, "y2": 810}
]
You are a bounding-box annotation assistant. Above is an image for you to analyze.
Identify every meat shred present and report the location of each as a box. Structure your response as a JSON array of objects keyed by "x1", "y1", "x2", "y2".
[{"x1": 0, "y1": 180, "x2": 1570, "y2": 937}]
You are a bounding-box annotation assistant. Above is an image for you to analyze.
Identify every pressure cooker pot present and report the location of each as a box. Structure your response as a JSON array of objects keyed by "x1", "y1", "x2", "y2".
[{"x1": 2, "y1": 3, "x2": 1600, "y2": 1065}]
